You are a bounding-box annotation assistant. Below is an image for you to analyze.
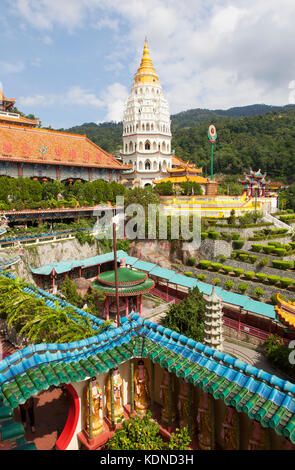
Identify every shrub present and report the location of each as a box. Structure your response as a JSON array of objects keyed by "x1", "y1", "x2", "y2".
[
  {"x1": 244, "y1": 271, "x2": 255, "y2": 280},
  {"x1": 238, "y1": 253, "x2": 249, "y2": 262},
  {"x1": 218, "y1": 254, "x2": 227, "y2": 263},
  {"x1": 222, "y1": 265, "x2": 233, "y2": 274},
  {"x1": 267, "y1": 274, "x2": 280, "y2": 285},
  {"x1": 263, "y1": 245, "x2": 273, "y2": 254},
  {"x1": 238, "y1": 282, "x2": 249, "y2": 294},
  {"x1": 233, "y1": 268, "x2": 244, "y2": 277},
  {"x1": 187, "y1": 257, "x2": 196, "y2": 266},
  {"x1": 233, "y1": 240, "x2": 244, "y2": 250},
  {"x1": 211, "y1": 262, "x2": 223, "y2": 272},
  {"x1": 272, "y1": 260, "x2": 294, "y2": 270},
  {"x1": 201, "y1": 232, "x2": 208, "y2": 239},
  {"x1": 280, "y1": 277, "x2": 294, "y2": 288},
  {"x1": 231, "y1": 232, "x2": 240, "y2": 240},
  {"x1": 224, "y1": 280, "x2": 235, "y2": 290},
  {"x1": 248, "y1": 255, "x2": 258, "y2": 264},
  {"x1": 272, "y1": 248, "x2": 287, "y2": 257},
  {"x1": 259, "y1": 257, "x2": 270, "y2": 267},
  {"x1": 255, "y1": 273, "x2": 267, "y2": 282},
  {"x1": 208, "y1": 231, "x2": 220, "y2": 240},
  {"x1": 199, "y1": 260, "x2": 212, "y2": 269},
  {"x1": 212, "y1": 278, "x2": 221, "y2": 285},
  {"x1": 251, "y1": 244, "x2": 263, "y2": 252},
  {"x1": 254, "y1": 287, "x2": 264, "y2": 298},
  {"x1": 197, "y1": 274, "x2": 207, "y2": 281},
  {"x1": 184, "y1": 272, "x2": 193, "y2": 277}
]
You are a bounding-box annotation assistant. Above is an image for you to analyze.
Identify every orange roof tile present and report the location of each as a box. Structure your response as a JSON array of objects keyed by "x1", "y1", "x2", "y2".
[{"x1": 0, "y1": 123, "x2": 123, "y2": 169}]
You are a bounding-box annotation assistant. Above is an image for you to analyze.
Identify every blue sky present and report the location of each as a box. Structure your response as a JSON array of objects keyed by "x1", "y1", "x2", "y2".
[{"x1": 1, "y1": 0, "x2": 295, "y2": 129}]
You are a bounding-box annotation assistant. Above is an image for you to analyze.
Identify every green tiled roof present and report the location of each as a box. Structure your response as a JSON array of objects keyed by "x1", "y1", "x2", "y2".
[
  {"x1": 1, "y1": 313, "x2": 295, "y2": 443},
  {"x1": 0, "y1": 400, "x2": 37, "y2": 450}
]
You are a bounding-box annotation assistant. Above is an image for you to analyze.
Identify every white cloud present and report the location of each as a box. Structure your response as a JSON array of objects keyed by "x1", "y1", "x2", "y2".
[
  {"x1": 0, "y1": 61, "x2": 24, "y2": 74},
  {"x1": 11, "y1": 0, "x2": 295, "y2": 114},
  {"x1": 18, "y1": 83, "x2": 128, "y2": 122},
  {"x1": 100, "y1": 82, "x2": 129, "y2": 122}
]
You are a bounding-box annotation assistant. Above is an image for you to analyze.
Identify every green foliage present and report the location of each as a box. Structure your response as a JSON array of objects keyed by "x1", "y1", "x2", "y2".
[
  {"x1": 233, "y1": 268, "x2": 244, "y2": 277},
  {"x1": 75, "y1": 231, "x2": 95, "y2": 245},
  {"x1": 244, "y1": 271, "x2": 255, "y2": 280},
  {"x1": 254, "y1": 287, "x2": 264, "y2": 298},
  {"x1": 161, "y1": 287, "x2": 206, "y2": 343},
  {"x1": 208, "y1": 231, "x2": 220, "y2": 240},
  {"x1": 267, "y1": 275, "x2": 280, "y2": 285},
  {"x1": 0, "y1": 275, "x2": 109, "y2": 343},
  {"x1": 199, "y1": 260, "x2": 212, "y2": 269},
  {"x1": 255, "y1": 273, "x2": 267, "y2": 282},
  {"x1": 280, "y1": 277, "x2": 294, "y2": 288},
  {"x1": 272, "y1": 260, "x2": 294, "y2": 270},
  {"x1": 258, "y1": 257, "x2": 270, "y2": 268},
  {"x1": 211, "y1": 262, "x2": 223, "y2": 272},
  {"x1": 106, "y1": 412, "x2": 191, "y2": 450},
  {"x1": 187, "y1": 257, "x2": 196, "y2": 266},
  {"x1": 60, "y1": 276, "x2": 83, "y2": 308},
  {"x1": 238, "y1": 282, "x2": 249, "y2": 294},
  {"x1": 212, "y1": 277, "x2": 221, "y2": 285},
  {"x1": 264, "y1": 335, "x2": 295, "y2": 379},
  {"x1": 233, "y1": 240, "x2": 244, "y2": 250},
  {"x1": 251, "y1": 244, "x2": 264, "y2": 252},
  {"x1": 224, "y1": 280, "x2": 235, "y2": 290},
  {"x1": 197, "y1": 273, "x2": 207, "y2": 281}
]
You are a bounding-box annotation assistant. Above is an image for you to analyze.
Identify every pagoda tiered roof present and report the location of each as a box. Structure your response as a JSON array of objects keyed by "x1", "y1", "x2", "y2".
[{"x1": 0, "y1": 90, "x2": 16, "y2": 112}]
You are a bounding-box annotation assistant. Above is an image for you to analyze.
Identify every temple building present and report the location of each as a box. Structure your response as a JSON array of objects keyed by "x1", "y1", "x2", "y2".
[
  {"x1": 120, "y1": 40, "x2": 174, "y2": 187},
  {"x1": 153, "y1": 160, "x2": 209, "y2": 193},
  {"x1": 239, "y1": 169, "x2": 269, "y2": 198},
  {"x1": 0, "y1": 88, "x2": 125, "y2": 183}
]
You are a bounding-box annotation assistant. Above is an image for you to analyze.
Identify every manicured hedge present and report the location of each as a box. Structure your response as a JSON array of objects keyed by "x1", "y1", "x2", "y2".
[
  {"x1": 256, "y1": 273, "x2": 268, "y2": 282},
  {"x1": 199, "y1": 260, "x2": 212, "y2": 269},
  {"x1": 272, "y1": 260, "x2": 294, "y2": 270},
  {"x1": 267, "y1": 275, "x2": 280, "y2": 285},
  {"x1": 280, "y1": 277, "x2": 294, "y2": 288},
  {"x1": 233, "y1": 240, "x2": 245, "y2": 249},
  {"x1": 244, "y1": 271, "x2": 255, "y2": 280},
  {"x1": 252, "y1": 244, "x2": 264, "y2": 252},
  {"x1": 208, "y1": 231, "x2": 220, "y2": 240}
]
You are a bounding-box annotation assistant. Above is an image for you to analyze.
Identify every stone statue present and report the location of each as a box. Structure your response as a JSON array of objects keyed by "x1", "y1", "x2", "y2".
[
  {"x1": 221, "y1": 406, "x2": 237, "y2": 450},
  {"x1": 134, "y1": 359, "x2": 150, "y2": 416},
  {"x1": 178, "y1": 379, "x2": 195, "y2": 433},
  {"x1": 248, "y1": 420, "x2": 266, "y2": 450},
  {"x1": 196, "y1": 391, "x2": 212, "y2": 450},
  {"x1": 106, "y1": 368, "x2": 124, "y2": 423},
  {"x1": 160, "y1": 369, "x2": 176, "y2": 424},
  {"x1": 85, "y1": 377, "x2": 104, "y2": 436}
]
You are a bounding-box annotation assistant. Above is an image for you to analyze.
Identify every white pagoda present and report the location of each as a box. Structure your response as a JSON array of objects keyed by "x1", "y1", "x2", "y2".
[
  {"x1": 120, "y1": 40, "x2": 173, "y2": 187},
  {"x1": 204, "y1": 285, "x2": 224, "y2": 351}
]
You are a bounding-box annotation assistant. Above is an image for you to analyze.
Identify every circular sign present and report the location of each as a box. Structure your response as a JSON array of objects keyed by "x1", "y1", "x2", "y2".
[
  {"x1": 39, "y1": 145, "x2": 48, "y2": 156},
  {"x1": 208, "y1": 124, "x2": 217, "y2": 141}
]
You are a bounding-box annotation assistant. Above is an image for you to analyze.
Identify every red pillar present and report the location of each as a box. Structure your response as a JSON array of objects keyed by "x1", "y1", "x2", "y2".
[
  {"x1": 37, "y1": 275, "x2": 40, "y2": 288},
  {"x1": 166, "y1": 282, "x2": 169, "y2": 302},
  {"x1": 79, "y1": 267, "x2": 82, "y2": 278},
  {"x1": 125, "y1": 296, "x2": 128, "y2": 316},
  {"x1": 105, "y1": 297, "x2": 109, "y2": 321},
  {"x1": 140, "y1": 295, "x2": 143, "y2": 316},
  {"x1": 136, "y1": 295, "x2": 139, "y2": 312}
]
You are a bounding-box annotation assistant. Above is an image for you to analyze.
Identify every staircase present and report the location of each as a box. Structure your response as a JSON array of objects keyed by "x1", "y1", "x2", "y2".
[{"x1": 263, "y1": 212, "x2": 294, "y2": 233}]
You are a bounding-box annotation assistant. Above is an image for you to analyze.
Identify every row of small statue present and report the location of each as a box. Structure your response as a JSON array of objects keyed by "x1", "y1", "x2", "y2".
[{"x1": 85, "y1": 360, "x2": 269, "y2": 450}]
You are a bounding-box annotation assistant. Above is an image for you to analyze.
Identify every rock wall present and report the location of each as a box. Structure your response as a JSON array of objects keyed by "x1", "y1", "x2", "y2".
[{"x1": 9, "y1": 238, "x2": 100, "y2": 283}]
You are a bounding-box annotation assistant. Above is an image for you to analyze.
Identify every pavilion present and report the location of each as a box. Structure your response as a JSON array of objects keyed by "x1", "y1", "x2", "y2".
[{"x1": 91, "y1": 264, "x2": 155, "y2": 319}]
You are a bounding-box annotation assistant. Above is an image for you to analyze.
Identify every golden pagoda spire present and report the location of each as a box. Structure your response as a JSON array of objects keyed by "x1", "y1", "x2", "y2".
[{"x1": 134, "y1": 39, "x2": 159, "y2": 84}]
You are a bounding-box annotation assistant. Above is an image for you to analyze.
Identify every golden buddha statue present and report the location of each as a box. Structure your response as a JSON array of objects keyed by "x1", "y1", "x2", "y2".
[
  {"x1": 106, "y1": 368, "x2": 124, "y2": 424},
  {"x1": 221, "y1": 406, "x2": 237, "y2": 450},
  {"x1": 134, "y1": 360, "x2": 150, "y2": 416},
  {"x1": 248, "y1": 420, "x2": 266, "y2": 450},
  {"x1": 160, "y1": 369, "x2": 176, "y2": 424},
  {"x1": 196, "y1": 391, "x2": 212, "y2": 450},
  {"x1": 85, "y1": 377, "x2": 104, "y2": 436},
  {"x1": 177, "y1": 379, "x2": 195, "y2": 433}
]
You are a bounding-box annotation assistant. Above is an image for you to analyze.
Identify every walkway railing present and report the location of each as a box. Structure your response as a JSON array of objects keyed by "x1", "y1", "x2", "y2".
[{"x1": 223, "y1": 316, "x2": 289, "y2": 344}]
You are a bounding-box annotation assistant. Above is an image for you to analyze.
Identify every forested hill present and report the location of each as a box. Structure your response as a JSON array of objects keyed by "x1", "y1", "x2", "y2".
[{"x1": 60, "y1": 104, "x2": 295, "y2": 183}]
